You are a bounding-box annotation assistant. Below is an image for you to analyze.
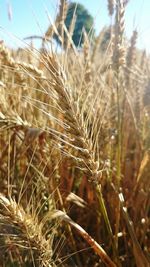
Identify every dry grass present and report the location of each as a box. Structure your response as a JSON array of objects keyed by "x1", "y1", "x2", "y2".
[{"x1": 0, "y1": 0, "x2": 150, "y2": 266}]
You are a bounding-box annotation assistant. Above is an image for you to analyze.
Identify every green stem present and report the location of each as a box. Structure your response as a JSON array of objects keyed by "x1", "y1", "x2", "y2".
[{"x1": 96, "y1": 184, "x2": 119, "y2": 264}]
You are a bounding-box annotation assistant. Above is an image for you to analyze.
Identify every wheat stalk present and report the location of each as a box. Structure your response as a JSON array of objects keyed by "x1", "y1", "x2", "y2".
[{"x1": 45, "y1": 53, "x2": 118, "y2": 259}]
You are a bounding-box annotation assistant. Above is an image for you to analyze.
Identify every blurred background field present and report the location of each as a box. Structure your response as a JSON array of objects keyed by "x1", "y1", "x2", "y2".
[
  {"x1": 1, "y1": 0, "x2": 150, "y2": 51},
  {"x1": 0, "y1": 1, "x2": 150, "y2": 267}
]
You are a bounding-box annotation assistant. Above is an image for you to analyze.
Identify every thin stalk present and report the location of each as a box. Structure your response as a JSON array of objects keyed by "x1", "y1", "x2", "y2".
[
  {"x1": 96, "y1": 184, "x2": 118, "y2": 262},
  {"x1": 116, "y1": 77, "x2": 122, "y2": 186},
  {"x1": 114, "y1": 70, "x2": 122, "y2": 261},
  {"x1": 56, "y1": 187, "x2": 82, "y2": 267}
]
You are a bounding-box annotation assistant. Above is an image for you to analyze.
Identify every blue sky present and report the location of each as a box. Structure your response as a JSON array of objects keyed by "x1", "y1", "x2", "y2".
[{"x1": 0, "y1": 0, "x2": 150, "y2": 51}]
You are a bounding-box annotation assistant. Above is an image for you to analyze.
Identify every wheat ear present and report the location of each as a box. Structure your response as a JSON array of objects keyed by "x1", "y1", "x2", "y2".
[
  {"x1": 112, "y1": 0, "x2": 126, "y2": 71},
  {"x1": 0, "y1": 193, "x2": 55, "y2": 267},
  {"x1": 107, "y1": 0, "x2": 116, "y2": 17},
  {"x1": 0, "y1": 42, "x2": 24, "y2": 84},
  {"x1": 43, "y1": 0, "x2": 68, "y2": 47}
]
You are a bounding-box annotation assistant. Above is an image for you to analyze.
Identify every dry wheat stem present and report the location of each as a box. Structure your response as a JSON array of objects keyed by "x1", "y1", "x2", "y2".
[
  {"x1": 44, "y1": 210, "x2": 117, "y2": 267},
  {"x1": 45, "y1": 53, "x2": 118, "y2": 258}
]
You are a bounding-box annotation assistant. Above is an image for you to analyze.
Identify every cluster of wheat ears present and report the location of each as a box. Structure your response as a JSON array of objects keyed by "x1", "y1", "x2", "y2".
[{"x1": 0, "y1": 0, "x2": 150, "y2": 266}]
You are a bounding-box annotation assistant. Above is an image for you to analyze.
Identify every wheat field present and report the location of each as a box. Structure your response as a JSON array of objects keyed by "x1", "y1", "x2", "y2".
[{"x1": 0, "y1": 0, "x2": 150, "y2": 266}]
